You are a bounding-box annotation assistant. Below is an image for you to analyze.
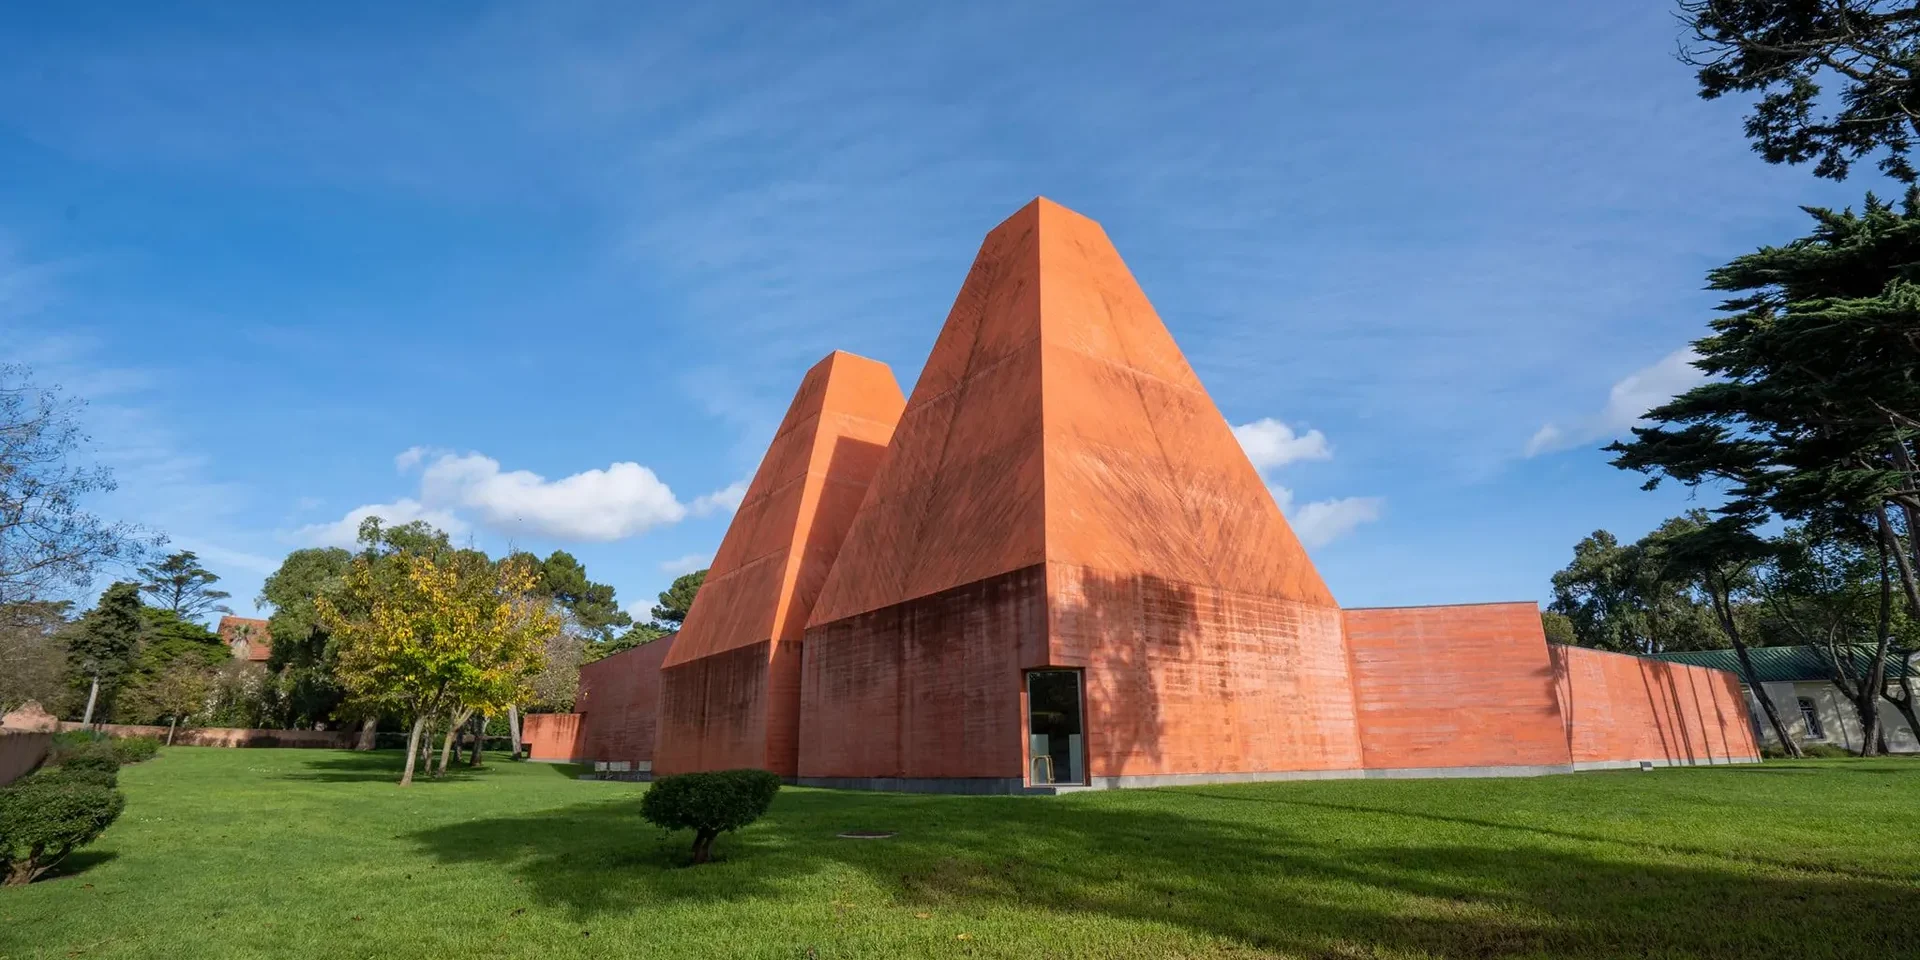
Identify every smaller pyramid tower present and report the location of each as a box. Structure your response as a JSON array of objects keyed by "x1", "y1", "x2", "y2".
[{"x1": 653, "y1": 351, "x2": 906, "y2": 777}]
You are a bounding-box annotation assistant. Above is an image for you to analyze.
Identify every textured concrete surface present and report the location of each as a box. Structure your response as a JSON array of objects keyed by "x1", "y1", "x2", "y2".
[
  {"x1": 656, "y1": 351, "x2": 904, "y2": 777},
  {"x1": 1551, "y1": 644, "x2": 1761, "y2": 765},
  {"x1": 1344, "y1": 602, "x2": 1573, "y2": 770},
  {"x1": 520, "y1": 712, "x2": 581, "y2": 763},
  {"x1": 574, "y1": 634, "x2": 676, "y2": 766}
]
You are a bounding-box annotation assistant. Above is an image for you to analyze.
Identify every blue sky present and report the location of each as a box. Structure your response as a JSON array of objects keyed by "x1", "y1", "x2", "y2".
[{"x1": 0, "y1": 1, "x2": 1878, "y2": 621}]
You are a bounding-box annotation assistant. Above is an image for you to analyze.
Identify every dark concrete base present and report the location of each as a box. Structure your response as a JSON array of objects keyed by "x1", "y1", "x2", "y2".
[{"x1": 796, "y1": 759, "x2": 1761, "y2": 795}]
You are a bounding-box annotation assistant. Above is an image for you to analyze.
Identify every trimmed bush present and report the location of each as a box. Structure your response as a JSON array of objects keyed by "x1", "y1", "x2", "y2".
[
  {"x1": 640, "y1": 769, "x2": 781, "y2": 864},
  {"x1": 0, "y1": 780, "x2": 125, "y2": 885},
  {"x1": 27, "y1": 766, "x2": 118, "y2": 790},
  {"x1": 47, "y1": 730, "x2": 111, "y2": 762},
  {"x1": 110, "y1": 736, "x2": 161, "y2": 765},
  {"x1": 56, "y1": 744, "x2": 121, "y2": 777}
]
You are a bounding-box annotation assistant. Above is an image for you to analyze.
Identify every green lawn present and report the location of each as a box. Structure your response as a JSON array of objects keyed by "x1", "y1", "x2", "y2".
[{"x1": 2, "y1": 749, "x2": 1915, "y2": 959}]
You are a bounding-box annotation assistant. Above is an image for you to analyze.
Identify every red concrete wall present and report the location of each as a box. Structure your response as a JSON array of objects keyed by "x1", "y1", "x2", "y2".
[
  {"x1": 799, "y1": 566, "x2": 1046, "y2": 781},
  {"x1": 521, "y1": 712, "x2": 582, "y2": 763},
  {"x1": 574, "y1": 634, "x2": 675, "y2": 766},
  {"x1": 657, "y1": 351, "x2": 903, "y2": 777},
  {"x1": 1051, "y1": 564, "x2": 1361, "y2": 778},
  {"x1": 1551, "y1": 644, "x2": 1760, "y2": 765},
  {"x1": 1343, "y1": 603, "x2": 1572, "y2": 771}
]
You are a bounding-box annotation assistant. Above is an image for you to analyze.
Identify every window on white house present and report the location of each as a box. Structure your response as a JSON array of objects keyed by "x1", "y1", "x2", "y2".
[{"x1": 1797, "y1": 698, "x2": 1824, "y2": 740}]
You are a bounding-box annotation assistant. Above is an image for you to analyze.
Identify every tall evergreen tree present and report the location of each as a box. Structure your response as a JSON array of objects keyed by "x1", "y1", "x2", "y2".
[
  {"x1": 136, "y1": 550, "x2": 232, "y2": 622},
  {"x1": 1610, "y1": 190, "x2": 1920, "y2": 749},
  {"x1": 66, "y1": 582, "x2": 144, "y2": 724},
  {"x1": 650, "y1": 569, "x2": 707, "y2": 629}
]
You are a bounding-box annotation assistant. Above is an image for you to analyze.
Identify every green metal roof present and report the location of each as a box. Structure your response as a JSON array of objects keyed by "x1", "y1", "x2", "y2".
[{"x1": 1648, "y1": 644, "x2": 1915, "y2": 684}]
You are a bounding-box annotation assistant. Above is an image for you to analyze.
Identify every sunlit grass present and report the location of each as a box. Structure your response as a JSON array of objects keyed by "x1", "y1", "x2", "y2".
[{"x1": 1, "y1": 747, "x2": 1914, "y2": 959}]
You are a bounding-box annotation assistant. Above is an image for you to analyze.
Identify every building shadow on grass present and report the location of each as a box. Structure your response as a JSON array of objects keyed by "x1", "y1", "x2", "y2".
[{"x1": 406, "y1": 788, "x2": 1917, "y2": 958}]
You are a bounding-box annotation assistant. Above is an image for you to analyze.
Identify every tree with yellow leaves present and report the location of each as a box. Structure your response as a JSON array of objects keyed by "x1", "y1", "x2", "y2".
[{"x1": 317, "y1": 547, "x2": 557, "y2": 786}]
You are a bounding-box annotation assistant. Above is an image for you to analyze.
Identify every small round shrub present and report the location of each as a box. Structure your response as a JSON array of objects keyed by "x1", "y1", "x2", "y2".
[
  {"x1": 27, "y1": 766, "x2": 118, "y2": 790},
  {"x1": 0, "y1": 781, "x2": 125, "y2": 885},
  {"x1": 56, "y1": 743, "x2": 121, "y2": 776},
  {"x1": 110, "y1": 736, "x2": 160, "y2": 765},
  {"x1": 640, "y1": 769, "x2": 781, "y2": 864}
]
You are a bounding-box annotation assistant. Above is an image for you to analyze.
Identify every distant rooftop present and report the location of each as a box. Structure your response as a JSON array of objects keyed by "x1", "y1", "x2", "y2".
[{"x1": 1649, "y1": 645, "x2": 1914, "y2": 685}]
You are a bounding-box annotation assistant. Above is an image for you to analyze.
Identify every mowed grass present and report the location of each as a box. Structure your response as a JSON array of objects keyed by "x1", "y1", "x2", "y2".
[{"x1": 1, "y1": 749, "x2": 1916, "y2": 960}]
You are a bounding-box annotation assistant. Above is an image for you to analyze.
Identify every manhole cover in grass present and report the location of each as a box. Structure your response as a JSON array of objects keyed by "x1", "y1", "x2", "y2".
[{"x1": 836, "y1": 830, "x2": 897, "y2": 840}]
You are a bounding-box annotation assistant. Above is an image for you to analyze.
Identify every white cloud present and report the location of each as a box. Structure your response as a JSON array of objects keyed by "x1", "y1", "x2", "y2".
[
  {"x1": 291, "y1": 498, "x2": 469, "y2": 548},
  {"x1": 657, "y1": 552, "x2": 711, "y2": 576},
  {"x1": 295, "y1": 450, "x2": 748, "y2": 546},
  {"x1": 393, "y1": 446, "x2": 429, "y2": 472},
  {"x1": 1231, "y1": 416, "x2": 1381, "y2": 547},
  {"x1": 1289, "y1": 497, "x2": 1385, "y2": 548},
  {"x1": 417, "y1": 452, "x2": 687, "y2": 541},
  {"x1": 691, "y1": 480, "x2": 748, "y2": 516},
  {"x1": 1526, "y1": 348, "x2": 1706, "y2": 456},
  {"x1": 1232, "y1": 418, "x2": 1332, "y2": 471}
]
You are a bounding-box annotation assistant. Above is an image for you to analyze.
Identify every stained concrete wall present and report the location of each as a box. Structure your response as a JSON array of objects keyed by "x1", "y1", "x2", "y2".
[
  {"x1": 1749, "y1": 680, "x2": 1919, "y2": 754},
  {"x1": 575, "y1": 635, "x2": 675, "y2": 767},
  {"x1": 1053, "y1": 563, "x2": 1361, "y2": 780},
  {"x1": 1550, "y1": 644, "x2": 1760, "y2": 767},
  {"x1": 1344, "y1": 603, "x2": 1572, "y2": 772},
  {"x1": 0, "y1": 731, "x2": 51, "y2": 786},
  {"x1": 799, "y1": 565, "x2": 1046, "y2": 784},
  {"x1": 522, "y1": 712, "x2": 582, "y2": 763}
]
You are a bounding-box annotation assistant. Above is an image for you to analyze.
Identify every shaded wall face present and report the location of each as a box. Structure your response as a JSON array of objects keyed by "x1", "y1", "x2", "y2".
[
  {"x1": 1343, "y1": 603, "x2": 1572, "y2": 771},
  {"x1": 574, "y1": 635, "x2": 675, "y2": 766},
  {"x1": 521, "y1": 713, "x2": 582, "y2": 763},
  {"x1": 655, "y1": 642, "x2": 790, "y2": 775},
  {"x1": 1551, "y1": 645, "x2": 1760, "y2": 764},
  {"x1": 799, "y1": 565, "x2": 1047, "y2": 781},
  {"x1": 1049, "y1": 563, "x2": 1360, "y2": 778}
]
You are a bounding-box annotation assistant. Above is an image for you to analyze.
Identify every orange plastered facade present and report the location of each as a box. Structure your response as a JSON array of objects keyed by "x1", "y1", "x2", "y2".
[
  {"x1": 655, "y1": 351, "x2": 905, "y2": 777},
  {"x1": 1344, "y1": 603, "x2": 1572, "y2": 770},
  {"x1": 1551, "y1": 644, "x2": 1759, "y2": 766}
]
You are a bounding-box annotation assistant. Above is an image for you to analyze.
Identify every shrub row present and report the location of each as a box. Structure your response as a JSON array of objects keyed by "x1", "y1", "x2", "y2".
[{"x1": 0, "y1": 733, "x2": 139, "y2": 885}]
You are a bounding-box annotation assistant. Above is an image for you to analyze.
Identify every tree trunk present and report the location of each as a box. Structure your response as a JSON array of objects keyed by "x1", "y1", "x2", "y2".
[
  {"x1": 355, "y1": 715, "x2": 377, "y2": 751},
  {"x1": 507, "y1": 705, "x2": 523, "y2": 760},
  {"x1": 436, "y1": 708, "x2": 471, "y2": 777},
  {"x1": 691, "y1": 828, "x2": 718, "y2": 864},
  {"x1": 1712, "y1": 583, "x2": 1801, "y2": 758},
  {"x1": 81, "y1": 675, "x2": 100, "y2": 726},
  {"x1": 400, "y1": 715, "x2": 427, "y2": 786},
  {"x1": 166, "y1": 716, "x2": 177, "y2": 746},
  {"x1": 468, "y1": 714, "x2": 485, "y2": 767}
]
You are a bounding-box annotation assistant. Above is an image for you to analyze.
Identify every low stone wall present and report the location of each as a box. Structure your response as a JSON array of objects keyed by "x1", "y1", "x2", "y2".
[
  {"x1": 56, "y1": 722, "x2": 359, "y2": 749},
  {"x1": 0, "y1": 731, "x2": 53, "y2": 786}
]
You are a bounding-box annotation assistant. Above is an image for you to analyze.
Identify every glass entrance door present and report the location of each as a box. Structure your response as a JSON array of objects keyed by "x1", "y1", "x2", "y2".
[{"x1": 1026, "y1": 670, "x2": 1085, "y2": 785}]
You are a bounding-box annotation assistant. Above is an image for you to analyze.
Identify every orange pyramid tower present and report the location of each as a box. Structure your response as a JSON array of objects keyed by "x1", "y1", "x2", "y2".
[
  {"x1": 798, "y1": 199, "x2": 1362, "y2": 790},
  {"x1": 654, "y1": 351, "x2": 906, "y2": 777}
]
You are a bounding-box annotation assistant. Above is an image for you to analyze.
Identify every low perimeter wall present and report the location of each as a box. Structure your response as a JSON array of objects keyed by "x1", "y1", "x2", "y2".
[
  {"x1": 1550, "y1": 644, "x2": 1761, "y2": 767},
  {"x1": 57, "y1": 722, "x2": 359, "y2": 749},
  {"x1": 522, "y1": 712, "x2": 583, "y2": 762},
  {"x1": 0, "y1": 731, "x2": 52, "y2": 786}
]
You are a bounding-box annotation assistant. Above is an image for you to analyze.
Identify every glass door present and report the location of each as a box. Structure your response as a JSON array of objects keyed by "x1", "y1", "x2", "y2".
[{"x1": 1026, "y1": 670, "x2": 1085, "y2": 785}]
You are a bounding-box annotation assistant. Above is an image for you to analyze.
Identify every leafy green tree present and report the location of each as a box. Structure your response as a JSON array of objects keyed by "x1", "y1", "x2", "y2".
[
  {"x1": 1681, "y1": 0, "x2": 1920, "y2": 182},
  {"x1": 0, "y1": 600, "x2": 71, "y2": 715},
  {"x1": 120, "y1": 662, "x2": 215, "y2": 744},
  {"x1": 1539, "y1": 610, "x2": 1577, "y2": 646},
  {"x1": 65, "y1": 583, "x2": 144, "y2": 724},
  {"x1": 650, "y1": 569, "x2": 707, "y2": 629},
  {"x1": 529, "y1": 550, "x2": 632, "y2": 642},
  {"x1": 258, "y1": 547, "x2": 354, "y2": 730},
  {"x1": 1548, "y1": 526, "x2": 1725, "y2": 654},
  {"x1": 1609, "y1": 190, "x2": 1920, "y2": 749},
  {"x1": 135, "y1": 550, "x2": 231, "y2": 623},
  {"x1": 585, "y1": 622, "x2": 669, "y2": 662},
  {"x1": 640, "y1": 770, "x2": 781, "y2": 864}
]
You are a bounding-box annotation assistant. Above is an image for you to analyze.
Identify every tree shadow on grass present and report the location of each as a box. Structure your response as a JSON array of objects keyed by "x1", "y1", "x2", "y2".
[
  {"x1": 35, "y1": 850, "x2": 118, "y2": 883},
  {"x1": 407, "y1": 788, "x2": 1917, "y2": 958},
  {"x1": 276, "y1": 750, "x2": 496, "y2": 783}
]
